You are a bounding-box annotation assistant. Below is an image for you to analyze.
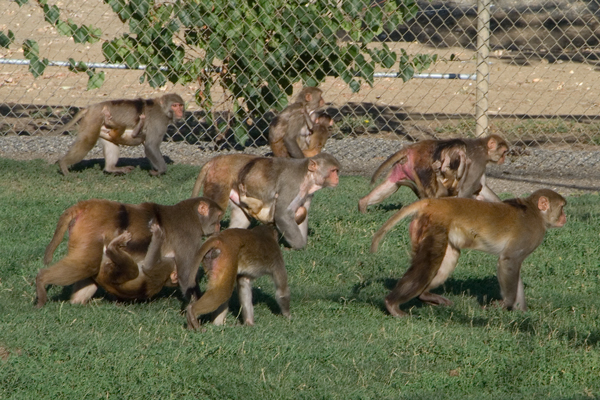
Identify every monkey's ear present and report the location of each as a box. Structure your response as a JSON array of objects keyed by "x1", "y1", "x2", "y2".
[
  {"x1": 197, "y1": 201, "x2": 210, "y2": 216},
  {"x1": 308, "y1": 159, "x2": 318, "y2": 172},
  {"x1": 537, "y1": 196, "x2": 550, "y2": 212}
]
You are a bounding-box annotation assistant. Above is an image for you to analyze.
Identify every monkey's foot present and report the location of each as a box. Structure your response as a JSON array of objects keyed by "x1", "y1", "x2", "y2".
[
  {"x1": 418, "y1": 292, "x2": 453, "y2": 306},
  {"x1": 384, "y1": 298, "x2": 408, "y2": 317},
  {"x1": 185, "y1": 305, "x2": 201, "y2": 331},
  {"x1": 104, "y1": 166, "x2": 135, "y2": 175},
  {"x1": 358, "y1": 198, "x2": 368, "y2": 213},
  {"x1": 149, "y1": 169, "x2": 165, "y2": 177}
]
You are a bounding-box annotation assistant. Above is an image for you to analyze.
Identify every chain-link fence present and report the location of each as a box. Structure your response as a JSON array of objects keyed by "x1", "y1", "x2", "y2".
[{"x1": 1, "y1": 0, "x2": 599, "y2": 177}]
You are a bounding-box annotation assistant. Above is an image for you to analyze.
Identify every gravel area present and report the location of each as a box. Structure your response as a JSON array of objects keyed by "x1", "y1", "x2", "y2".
[{"x1": 1, "y1": 134, "x2": 599, "y2": 197}]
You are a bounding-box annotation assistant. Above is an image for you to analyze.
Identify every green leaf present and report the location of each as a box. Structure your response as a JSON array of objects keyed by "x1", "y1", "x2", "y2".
[
  {"x1": 86, "y1": 70, "x2": 105, "y2": 90},
  {"x1": 55, "y1": 20, "x2": 72, "y2": 36},
  {"x1": 146, "y1": 68, "x2": 167, "y2": 88},
  {"x1": 0, "y1": 30, "x2": 14, "y2": 48},
  {"x1": 22, "y1": 39, "x2": 39, "y2": 59},
  {"x1": 28, "y1": 57, "x2": 48, "y2": 78},
  {"x1": 349, "y1": 79, "x2": 360, "y2": 92},
  {"x1": 14, "y1": 0, "x2": 28, "y2": 6},
  {"x1": 43, "y1": 4, "x2": 60, "y2": 25}
]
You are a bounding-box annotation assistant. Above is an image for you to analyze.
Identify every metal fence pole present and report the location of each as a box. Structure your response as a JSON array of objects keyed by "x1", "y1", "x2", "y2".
[{"x1": 476, "y1": 0, "x2": 491, "y2": 137}]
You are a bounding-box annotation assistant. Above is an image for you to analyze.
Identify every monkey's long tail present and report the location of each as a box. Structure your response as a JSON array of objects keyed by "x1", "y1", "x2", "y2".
[
  {"x1": 370, "y1": 202, "x2": 422, "y2": 253},
  {"x1": 43, "y1": 207, "x2": 78, "y2": 265},
  {"x1": 51, "y1": 109, "x2": 88, "y2": 135},
  {"x1": 191, "y1": 162, "x2": 210, "y2": 197},
  {"x1": 371, "y1": 148, "x2": 408, "y2": 184}
]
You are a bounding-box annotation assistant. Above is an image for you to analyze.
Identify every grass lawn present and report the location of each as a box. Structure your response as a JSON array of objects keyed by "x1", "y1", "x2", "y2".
[{"x1": 1, "y1": 157, "x2": 599, "y2": 399}]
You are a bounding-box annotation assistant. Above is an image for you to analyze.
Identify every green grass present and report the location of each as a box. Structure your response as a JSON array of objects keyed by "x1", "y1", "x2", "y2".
[{"x1": 1, "y1": 157, "x2": 600, "y2": 399}]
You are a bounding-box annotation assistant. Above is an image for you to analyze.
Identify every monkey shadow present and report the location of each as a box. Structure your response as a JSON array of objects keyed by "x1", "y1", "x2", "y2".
[
  {"x1": 349, "y1": 276, "x2": 504, "y2": 315},
  {"x1": 194, "y1": 287, "x2": 284, "y2": 326},
  {"x1": 66, "y1": 156, "x2": 174, "y2": 174},
  {"x1": 53, "y1": 284, "x2": 184, "y2": 306}
]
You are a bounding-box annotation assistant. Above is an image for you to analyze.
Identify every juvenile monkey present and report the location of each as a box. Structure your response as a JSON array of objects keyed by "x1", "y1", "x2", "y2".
[
  {"x1": 230, "y1": 153, "x2": 341, "y2": 249},
  {"x1": 358, "y1": 135, "x2": 509, "y2": 213},
  {"x1": 231, "y1": 182, "x2": 307, "y2": 225},
  {"x1": 370, "y1": 189, "x2": 567, "y2": 316},
  {"x1": 298, "y1": 110, "x2": 334, "y2": 158},
  {"x1": 36, "y1": 197, "x2": 223, "y2": 307},
  {"x1": 191, "y1": 153, "x2": 259, "y2": 210},
  {"x1": 186, "y1": 225, "x2": 290, "y2": 330},
  {"x1": 98, "y1": 105, "x2": 146, "y2": 146},
  {"x1": 57, "y1": 93, "x2": 185, "y2": 175},
  {"x1": 95, "y1": 223, "x2": 177, "y2": 299},
  {"x1": 269, "y1": 87, "x2": 325, "y2": 158}
]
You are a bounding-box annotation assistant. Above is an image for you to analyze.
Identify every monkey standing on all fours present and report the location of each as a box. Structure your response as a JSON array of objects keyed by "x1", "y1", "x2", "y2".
[
  {"x1": 358, "y1": 135, "x2": 510, "y2": 213},
  {"x1": 57, "y1": 93, "x2": 185, "y2": 176},
  {"x1": 370, "y1": 189, "x2": 567, "y2": 317}
]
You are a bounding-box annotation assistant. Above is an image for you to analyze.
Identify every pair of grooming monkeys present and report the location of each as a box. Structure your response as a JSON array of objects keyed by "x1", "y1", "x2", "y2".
[{"x1": 39, "y1": 89, "x2": 566, "y2": 329}]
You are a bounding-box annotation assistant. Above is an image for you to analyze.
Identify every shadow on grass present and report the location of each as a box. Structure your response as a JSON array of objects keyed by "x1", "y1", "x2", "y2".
[{"x1": 65, "y1": 156, "x2": 174, "y2": 174}]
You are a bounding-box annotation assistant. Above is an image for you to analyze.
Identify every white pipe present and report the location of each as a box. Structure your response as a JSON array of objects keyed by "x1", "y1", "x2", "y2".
[{"x1": 0, "y1": 58, "x2": 476, "y2": 80}]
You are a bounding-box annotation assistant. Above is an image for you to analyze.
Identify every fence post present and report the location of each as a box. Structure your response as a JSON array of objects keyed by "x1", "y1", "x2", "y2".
[{"x1": 476, "y1": 0, "x2": 491, "y2": 137}]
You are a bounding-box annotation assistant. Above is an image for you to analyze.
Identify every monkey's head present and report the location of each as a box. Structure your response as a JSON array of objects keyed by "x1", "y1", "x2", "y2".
[
  {"x1": 195, "y1": 198, "x2": 223, "y2": 235},
  {"x1": 160, "y1": 93, "x2": 185, "y2": 121},
  {"x1": 309, "y1": 153, "x2": 340, "y2": 188},
  {"x1": 486, "y1": 135, "x2": 509, "y2": 164},
  {"x1": 531, "y1": 189, "x2": 567, "y2": 228},
  {"x1": 297, "y1": 87, "x2": 324, "y2": 109}
]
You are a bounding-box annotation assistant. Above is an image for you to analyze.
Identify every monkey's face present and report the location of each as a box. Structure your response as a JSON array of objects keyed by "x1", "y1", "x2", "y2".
[
  {"x1": 325, "y1": 167, "x2": 339, "y2": 188},
  {"x1": 171, "y1": 103, "x2": 184, "y2": 120}
]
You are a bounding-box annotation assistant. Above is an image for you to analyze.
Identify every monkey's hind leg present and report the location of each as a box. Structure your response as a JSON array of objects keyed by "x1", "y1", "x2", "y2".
[
  {"x1": 385, "y1": 222, "x2": 449, "y2": 317},
  {"x1": 100, "y1": 139, "x2": 135, "y2": 174}
]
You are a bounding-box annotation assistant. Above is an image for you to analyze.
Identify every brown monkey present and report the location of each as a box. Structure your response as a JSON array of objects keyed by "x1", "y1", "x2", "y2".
[
  {"x1": 36, "y1": 197, "x2": 223, "y2": 307},
  {"x1": 358, "y1": 135, "x2": 509, "y2": 213},
  {"x1": 268, "y1": 87, "x2": 325, "y2": 158},
  {"x1": 186, "y1": 225, "x2": 290, "y2": 330},
  {"x1": 94, "y1": 223, "x2": 177, "y2": 299},
  {"x1": 298, "y1": 110, "x2": 334, "y2": 158},
  {"x1": 370, "y1": 189, "x2": 567, "y2": 316},
  {"x1": 231, "y1": 182, "x2": 307, "y2": 225},
  {"x1": 229, "y1": 153, "x2": 340, "y2": 249},
  {"x1": 57, "y1": 93, "x2": 185, "y2": 176},
  {"x1": 98, "y1": 105, "x2": 146, "y2": 146}
]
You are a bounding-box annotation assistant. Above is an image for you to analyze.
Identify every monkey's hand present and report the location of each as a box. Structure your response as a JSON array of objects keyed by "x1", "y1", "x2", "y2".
[{"x1": 150, "y1": 223, "x2": 164, "y2": 240}]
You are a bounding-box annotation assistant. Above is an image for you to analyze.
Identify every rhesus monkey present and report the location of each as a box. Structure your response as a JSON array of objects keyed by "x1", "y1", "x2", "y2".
[
  {"x1": 186, "y1": 225, "x2": 290, "y2": 330},
  {"x1": 358, "y1": 135, "x2": 509, "y2": 213},
  {"x1": 268, "y1": 87, "x2": 325, "y2": 158},
  {"x1": 36, "y1": 197, "x2": 223, "y2": 307},
  {"x1": 95, "y1": 223, "x2": 177, "y2": 299},
  {"x1": 230, "y1": 153, "x2": 341, "y2": 249},
  {"x1": 57, "y1": 93, "x2": 185, "y2": 176},
  {"x1": 98, "y1": 105, "x2": 146, "y2": 146},
  {"x1": 298, "y1": 110, "x2": 334, "y2": 158},
  {"x1": 370, "y1": 189, "x2": 567, "y2": 317},
  {"x1": 230, "y1": 183, "x2": 308, "y2": 225}
]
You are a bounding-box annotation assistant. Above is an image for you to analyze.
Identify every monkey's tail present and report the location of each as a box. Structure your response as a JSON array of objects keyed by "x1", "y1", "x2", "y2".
[
  {"x1": 370, "y1": 202, "x2": 422, "y2": 253},
  {"x1": 43, "y1": 206, "x2": 78, "y2": 265},
  {"x1": 371, "y1": 148, "x2": 408, "y2": 184},
  {"x1": 52, "y1": 109, "x2": 88, "y2": 135},
  {"x1": 191, "y1": 162, "x2": 210, "y2": 197}
]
